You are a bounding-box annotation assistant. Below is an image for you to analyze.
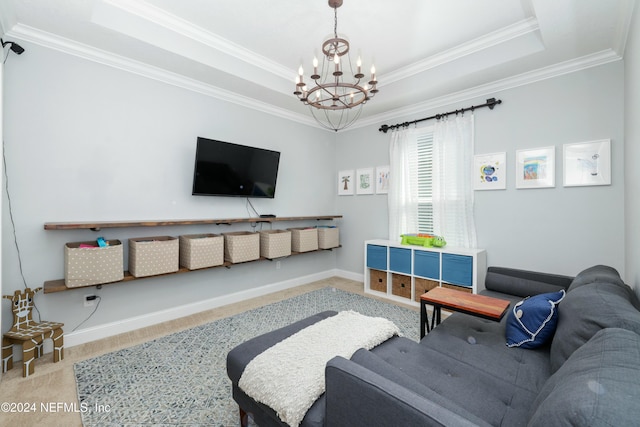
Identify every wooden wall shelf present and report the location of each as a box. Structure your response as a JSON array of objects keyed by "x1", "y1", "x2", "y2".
[
  {"x1": 44, "y1": 215, "x2": 342, "y2": 231},
  {"x1": 43, "y1": 214, "x2": 342, "y2": 293},
  {"x1": 43, "y1": 247, "x2": 340, "y2": 293}
]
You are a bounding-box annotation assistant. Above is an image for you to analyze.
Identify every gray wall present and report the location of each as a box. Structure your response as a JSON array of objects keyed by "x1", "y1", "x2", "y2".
[
  {"x1": 2, "y1": 31, "x2": 635, "y2": 341},
  {"x1": 334, "y1": 126, "x2": 390, "y2": 277},
  {"x1": 336, "y1": 61, "x2": 625, "y2": 279},
  {"x1": 625, "y1": 5, "x2": 639, "y2": 293},
  {"x1": 2, "y1": 42, "x2": 338, "y2": 335}
]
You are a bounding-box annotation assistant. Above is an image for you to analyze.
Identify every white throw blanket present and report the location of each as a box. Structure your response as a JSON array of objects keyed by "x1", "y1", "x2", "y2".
[{"x1": 238, "y1": 310, "x2": 400, "y2": 427}]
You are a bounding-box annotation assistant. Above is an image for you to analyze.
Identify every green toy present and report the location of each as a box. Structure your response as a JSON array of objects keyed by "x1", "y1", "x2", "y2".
[{"x1": 400, "y1": 234, "x2": 446, "y2": 248}]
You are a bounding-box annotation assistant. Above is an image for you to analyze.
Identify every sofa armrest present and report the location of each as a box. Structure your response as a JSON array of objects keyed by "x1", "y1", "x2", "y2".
[
  {"x1": 325, "y1": 356, "x2": 491, "y2": 427},
  {"x1": 484, "y1": 266, "x2": 573, "y2": 298}
]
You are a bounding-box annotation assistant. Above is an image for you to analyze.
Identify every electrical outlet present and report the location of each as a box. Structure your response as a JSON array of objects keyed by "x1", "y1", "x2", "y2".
[
  {"x1": 276, "y1": 261, "x2": 281, "y2": 270},
  {"x1": 84, "y1": 294, "x2": 97, "y2": 307}
]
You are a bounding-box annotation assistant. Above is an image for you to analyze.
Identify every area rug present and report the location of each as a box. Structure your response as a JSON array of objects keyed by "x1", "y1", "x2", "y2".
[{"x1": 74, "y1": 287, "x2": 419, "y2": 426}]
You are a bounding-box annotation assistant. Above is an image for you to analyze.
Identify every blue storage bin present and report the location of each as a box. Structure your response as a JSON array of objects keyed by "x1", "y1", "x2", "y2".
[
  {"x1": 389, "y1": 247, "x2": 411, "y2": 274},
  {"x1": 366, "y1": 245, "x2": 387, "y2": 270},
  {"x1": 442, "y1": 253, "x2": 473, "y2": 287},
  {"x1": 414, "y1": 251, "x2": 440, "y2": 279}
]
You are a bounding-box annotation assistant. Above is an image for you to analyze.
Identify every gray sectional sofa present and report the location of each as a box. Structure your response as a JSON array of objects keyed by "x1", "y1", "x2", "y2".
[{"x1": 227, "y1": 265, "x2": 640, "y2": 426}]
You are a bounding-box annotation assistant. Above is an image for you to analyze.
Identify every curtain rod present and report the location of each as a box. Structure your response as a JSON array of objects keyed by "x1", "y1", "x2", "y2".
[{"x1": 378, "y1": 98, "x2": 502, "y2": 133}]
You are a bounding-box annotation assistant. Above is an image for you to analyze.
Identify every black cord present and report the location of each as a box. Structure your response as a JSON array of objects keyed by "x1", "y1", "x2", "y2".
[
  {"x1": 72, "y1": 296, "x2": 102, "y2": 332},
  {"x1": 2, "y1": 139, "x2": 42, "y2": 321},
  {"x1": 2, "y1": 38, "x2": 12, "y2": 64},
  {"x1": 246, "y1": 198, "x2": 260, "y2": 217}
]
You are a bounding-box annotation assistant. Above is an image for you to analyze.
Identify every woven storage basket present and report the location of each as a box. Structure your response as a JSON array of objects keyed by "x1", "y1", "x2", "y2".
[
  {"x1": 442, "y1": 283, "x2": 472, "y2": 294},
  {"x1": 414, "y1": 278, "x2": 439, "y2": 302},
  {"x1": 288, "y1": 227, "x2": 318, "y2": 252},
  {"x1": 64, "y1": 240, "x2": 124, "y2": 288},
  {"x1": 260, "y1": 230, "x2": 291, "y2": 259},
  {"x1": 223, "y1": 232, "x2": 260, "y2": 263},
  {"x1": 391, "y1": 273, "x2": 412, "y2": 299},
  {"x1": 129, "y1": 236, "x2": 179, "y2": 278},
  {"x1": 179, "y1": 234, "x2": 224, "y2": 270},
  {"x1": 317, "y1": 226, "x2": 339, "y2": 249},
  {"x1": 369, "y1": 269, "x2": 388, "y2": 293}
]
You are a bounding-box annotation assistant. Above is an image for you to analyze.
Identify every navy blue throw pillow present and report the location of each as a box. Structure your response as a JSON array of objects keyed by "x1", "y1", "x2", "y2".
[{"x1": 506, "y1": 290, "x2": 566, "y2": 349}]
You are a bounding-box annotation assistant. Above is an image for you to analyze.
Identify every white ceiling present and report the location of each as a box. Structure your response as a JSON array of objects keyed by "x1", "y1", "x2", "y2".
[{"x1": 0, "y1": 0, "x2": 635, "y2": 131}]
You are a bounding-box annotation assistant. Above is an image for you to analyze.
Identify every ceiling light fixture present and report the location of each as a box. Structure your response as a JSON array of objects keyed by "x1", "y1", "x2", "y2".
[{"x1": 294, "y1": 0, "x2": 378, "y2": 132}]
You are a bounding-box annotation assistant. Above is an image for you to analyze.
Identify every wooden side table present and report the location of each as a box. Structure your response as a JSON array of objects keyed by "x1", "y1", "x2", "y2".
[{"x1": 420, "y1": 287, "x2": 510, "y2": 338}]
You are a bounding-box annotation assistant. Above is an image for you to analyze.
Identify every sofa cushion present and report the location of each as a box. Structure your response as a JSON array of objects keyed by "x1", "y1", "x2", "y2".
[
  {"x1": 421, "y1": 313, "x2": 553, "y2": 392},
  {"x1": 567, "y1": 264, "x2": 625, "y2": 292},
  {"x1": 549, "y1": 281, "x2": 640, "y2": 372},
  {"x1": 346, "y1": 348, "x2": 492, "y2": 426},
  {"x1": 529, "y1": 328, "x2": 640, "y2": 427},
  {"x1": 373, "y1": 334, "x2": 539, "y2": 426},
  {"x1": 506, "y1": 290, "x2": 565, "y2": 348},
  {"x1": 325, "y1": 354, "x2": 493, "y2": 427},
  {"x1": 485, "y1": 270, "x2": 568, "y2": 298}
]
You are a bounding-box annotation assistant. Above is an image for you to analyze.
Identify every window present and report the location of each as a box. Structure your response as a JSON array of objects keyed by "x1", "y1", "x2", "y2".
[
  {"x1": 417, "y1": 128, "x2": 434, "y2": 234},
  {"x1": 389, "y1": 115, "x2": 476, "y2": 248}
]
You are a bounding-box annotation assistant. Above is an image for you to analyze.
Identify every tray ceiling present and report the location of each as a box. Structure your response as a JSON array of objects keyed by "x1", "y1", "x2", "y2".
[{"x1": 0, "y1": 0, "x2": 634, "y2": 130}]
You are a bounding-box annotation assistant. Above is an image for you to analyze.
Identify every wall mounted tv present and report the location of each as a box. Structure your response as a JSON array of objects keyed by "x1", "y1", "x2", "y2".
[{"x1": 192, "y1": 137, "x2": 281, "y2": 198}]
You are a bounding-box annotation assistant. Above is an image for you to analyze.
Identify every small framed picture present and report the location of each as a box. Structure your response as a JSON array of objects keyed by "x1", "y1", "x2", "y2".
[
  {"x1": 515, "y1": 146, "x2": 555, "y2": 189},
  {"x1": 474, "y1": 152, "x2": 506, "y2": 190},
  {"x1": 356, "y1": 168, "x2": 374, "y2": 195},
  {"x1": 338, "y1": 170, "x2": 354, "y2": 195},
  {"x1": 563, "y1": 139, "x2": 611, "y2": 187},
  {"x1": 375, "y1": 165, "x2": 390, "y2": 194}
]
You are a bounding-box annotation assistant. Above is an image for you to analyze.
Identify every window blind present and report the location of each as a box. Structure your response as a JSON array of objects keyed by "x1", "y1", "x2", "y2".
[{"x1": 417, "y1": 130, "x2": 434, "y2": 234}]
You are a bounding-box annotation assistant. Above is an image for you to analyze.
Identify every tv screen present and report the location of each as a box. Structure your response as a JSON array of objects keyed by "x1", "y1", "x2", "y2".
[{"x1": 192, "y1": 137, "x2": 280, "y2": 198}]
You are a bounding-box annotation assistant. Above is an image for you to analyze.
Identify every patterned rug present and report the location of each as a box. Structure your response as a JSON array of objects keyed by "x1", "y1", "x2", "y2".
[{"x1": 74, "y1": 287, "x2": 419, "y2": 426}]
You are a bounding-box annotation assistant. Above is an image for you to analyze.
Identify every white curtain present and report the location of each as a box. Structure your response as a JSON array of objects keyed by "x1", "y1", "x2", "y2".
[
  {"x1": 432, "y1": 114, "x2": 477, "y2": 248},
  {"x1": 388, "y1": 128, "x2": 419, "y2": 242}
]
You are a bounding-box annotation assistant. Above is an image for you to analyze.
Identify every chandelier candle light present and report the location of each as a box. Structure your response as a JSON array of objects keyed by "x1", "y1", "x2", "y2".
[{"x1": 294, "y1": 0, "x2": 379, "y2": 132}]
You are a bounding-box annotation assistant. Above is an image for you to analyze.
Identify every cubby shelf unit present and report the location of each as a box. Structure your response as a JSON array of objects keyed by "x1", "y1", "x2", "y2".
[
  {"x1": 364, "y1": 239, "x2": 486, "y2": 307},
  {"x1": 43, "y1": 215, "x2": 342, "y2": 293}
]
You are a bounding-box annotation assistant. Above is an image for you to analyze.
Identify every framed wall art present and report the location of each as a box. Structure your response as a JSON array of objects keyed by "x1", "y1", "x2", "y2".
[
  {"x1": 515, "y1": 146, "x2": 555, "y2": 189},
  {"x1": 338, "y1": 170, "x2": 354, "y2": 195},
  {"x1": 375, "y1": 165, "x2": 390, "y2": 194},
  {"x1": 474, "y1": 152, "x2": 506, "y2": 190},
  {"x1": 563, "y1": 139, "x2": 611, "y2": 187},
  {"x1": 356, "y1": 168, "x2": 374, "y2": 195}
]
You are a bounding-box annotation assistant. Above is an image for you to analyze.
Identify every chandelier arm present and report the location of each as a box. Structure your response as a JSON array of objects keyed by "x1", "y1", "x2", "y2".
[
  {"x1": 307, "y1": 97, "x2": 367, "y2": 110},
  {"x1": 335, "y1": 97, "x2": 353, "y2": 108},
  {"x1": 322, "y1": 86, "x2": 335, "y2": 98}
]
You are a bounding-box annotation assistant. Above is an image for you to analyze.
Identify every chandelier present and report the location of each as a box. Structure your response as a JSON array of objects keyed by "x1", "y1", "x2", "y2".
[{"x1": 293, "y1": 0, "x2": 379, "y2": 132}]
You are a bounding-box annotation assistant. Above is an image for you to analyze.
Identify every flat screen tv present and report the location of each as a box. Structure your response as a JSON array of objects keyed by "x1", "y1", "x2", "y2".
[{"x1": 192, "y1": 137, "x2": 280, "y2": 198}]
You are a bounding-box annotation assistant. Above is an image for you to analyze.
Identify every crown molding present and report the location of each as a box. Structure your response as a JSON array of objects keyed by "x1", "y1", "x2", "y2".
[
  {"x1": 381, "y1": 17, "x2": 540, "y2": 87},
  {"x1": 5, "y1": 24, "x2": 622, "y2": 135},
  {"x1": 354, "y1": 49, "x2": 622, "y2": 131},
  {"x1": 97, "y1": 0, "x2": 293, "y2": 81},
  {"x1": 6, "y1": 24, "x2": 321, "y2": 130}
]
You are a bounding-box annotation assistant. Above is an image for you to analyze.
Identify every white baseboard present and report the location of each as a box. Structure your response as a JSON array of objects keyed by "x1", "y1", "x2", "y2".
[
  {"x1": 65, "y1": 269, "x2": 337, "y2": 348},
  {"x1": 335, "y1": 269, "x2": 364, "y2": 283}
]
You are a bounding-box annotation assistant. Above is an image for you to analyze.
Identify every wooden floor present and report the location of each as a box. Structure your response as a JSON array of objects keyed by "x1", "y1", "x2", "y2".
[{"x1": 0, "y1": 277, "x2": 416, "y2": 427}]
